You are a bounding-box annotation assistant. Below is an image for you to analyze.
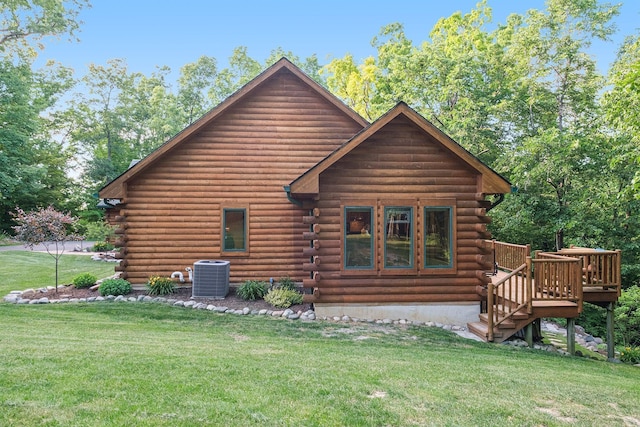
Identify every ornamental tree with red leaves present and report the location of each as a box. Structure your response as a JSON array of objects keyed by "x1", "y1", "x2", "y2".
[{"x1": 12, "y1": 206, "x2": 83, "y2": 291}]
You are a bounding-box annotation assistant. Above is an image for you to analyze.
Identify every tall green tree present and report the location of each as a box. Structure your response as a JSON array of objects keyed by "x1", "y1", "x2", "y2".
[
  {"x1": 490, "y1": 0, "x2": 619, "y2": 251},
  {"x1": 0, "y1": 60, "x2": 74, "y2": 232},
  {"x1": 0, "y1": 0, "x2": 89, "y2": 58},
  {"x1": 600, "y1": 33, "x2": 640, "y2": 281}
]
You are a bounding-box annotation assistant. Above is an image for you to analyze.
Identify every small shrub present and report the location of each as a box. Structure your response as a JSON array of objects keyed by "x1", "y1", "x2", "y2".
[
  {"x1": 264, "y1": 288, "x2": 303, "y2": 308},
  {"x1": 277, "y1": 276, "x2": 296, "y2": 291},
  {"x1": 146, "y1": 275, "x2": 176, "y2": 296},
  {"x1": 237, "y1": 280, "x2": 269, "y2": 301},
  {"x1": 72, "y1": 273, "x2": 97, "y2": 289},
  {"x1": 92, "y1": 241, "x2": 114, "y2": 252},
  {"x1": 99, "y1": 278, "x2": 131, "y2": 296},
  {"x1": 620, "y1": 346, "x2": 640, "y2": 364}
]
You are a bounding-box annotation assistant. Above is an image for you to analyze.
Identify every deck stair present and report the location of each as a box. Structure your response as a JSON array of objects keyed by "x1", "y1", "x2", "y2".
[
  {"x1": 469, "y1": 242, "x2": 622, "y2": 359},
  {"x1": 469, "y1": 244, "x2": 600, "y2": 343},
  {"x1": 468, "y1": 300, "x2": 579, "y2": 343}
]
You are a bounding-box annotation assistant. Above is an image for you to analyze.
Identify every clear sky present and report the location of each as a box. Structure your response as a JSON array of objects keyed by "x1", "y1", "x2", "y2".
[{"x1": 34, "y1": 0, "x2": 640, "y2": 80}]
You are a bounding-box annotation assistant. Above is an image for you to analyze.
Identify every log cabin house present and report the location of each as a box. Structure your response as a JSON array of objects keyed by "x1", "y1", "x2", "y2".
[{"x1": 99, "y1": 58, "x2": 513, "y2": 325}]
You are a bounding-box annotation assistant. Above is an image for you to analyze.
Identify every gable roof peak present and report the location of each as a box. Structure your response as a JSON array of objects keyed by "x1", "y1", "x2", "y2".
[{"x1": 99, "y1": 55, "x2": 367, "y2": 199}]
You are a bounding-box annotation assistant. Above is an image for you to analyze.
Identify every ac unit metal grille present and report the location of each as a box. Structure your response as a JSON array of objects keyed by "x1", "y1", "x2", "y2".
[{"x1": 192, "y1": 260, "x2": 230, "y2": 298}]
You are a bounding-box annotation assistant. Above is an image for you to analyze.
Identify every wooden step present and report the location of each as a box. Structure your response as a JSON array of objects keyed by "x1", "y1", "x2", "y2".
[
  {"x1": 467, "y1": 322, "x2": 504, "y2": 340},
  {"x1": 478, "y1": 313, "x2": 516, "y2": 329}
]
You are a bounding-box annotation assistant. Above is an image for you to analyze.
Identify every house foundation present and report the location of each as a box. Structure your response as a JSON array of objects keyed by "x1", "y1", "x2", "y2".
[{"x1": 314, "y1": 302, "x2": 480, "y2": 325}]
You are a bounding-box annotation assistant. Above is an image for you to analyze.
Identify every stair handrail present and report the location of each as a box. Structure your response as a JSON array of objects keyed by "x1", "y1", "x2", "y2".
[{"x1": 487, "y1": 261, "x2": 529, "y2": 342}]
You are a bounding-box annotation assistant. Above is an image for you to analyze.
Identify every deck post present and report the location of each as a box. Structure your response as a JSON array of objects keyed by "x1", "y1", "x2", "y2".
[
  {"x1": 566, "y1": 318, "x2": 576, "y2": 356},
  {"x1": 525, "y1": 322, "x2": 533, "y2": 348},
  {"x1": 606, "y1": 302, "x2": 615, "y2": 361},
  {"x1": 526, "y1": 257, "x2": 533, "y2": 314}
]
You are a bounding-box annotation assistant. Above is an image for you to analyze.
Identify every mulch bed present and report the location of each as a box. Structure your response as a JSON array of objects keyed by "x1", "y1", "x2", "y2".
[{"x1": 19, "y1": 285, "x2": 312, "y2": 313}]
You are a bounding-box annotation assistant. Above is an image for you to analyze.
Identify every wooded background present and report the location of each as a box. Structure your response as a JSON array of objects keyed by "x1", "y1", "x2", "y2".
[{"x1": 2, "y1": 0, "x2": 640, "y2": 287}]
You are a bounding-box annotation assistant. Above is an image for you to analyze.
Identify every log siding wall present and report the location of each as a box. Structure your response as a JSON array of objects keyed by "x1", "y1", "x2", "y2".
[
  {"x1": 117, "y1": 69, "x2": 364, "y2": 284},
  {"x1": 307, "y1": 116, "x2": 493, "y2": 304}
]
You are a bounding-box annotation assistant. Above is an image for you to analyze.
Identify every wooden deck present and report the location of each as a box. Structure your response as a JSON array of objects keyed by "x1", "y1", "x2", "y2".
[{"x1": 468, "y1": 243, "x2": 621, "y2": 357}]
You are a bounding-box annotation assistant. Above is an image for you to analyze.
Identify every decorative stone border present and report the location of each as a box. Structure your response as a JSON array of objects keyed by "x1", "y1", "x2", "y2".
[
  {"x1": 3, "y1": 286, "x2": 479, "y2": 336},
  {"x1": 2, "y1": 286, "x2": 617, "y2": 362}
]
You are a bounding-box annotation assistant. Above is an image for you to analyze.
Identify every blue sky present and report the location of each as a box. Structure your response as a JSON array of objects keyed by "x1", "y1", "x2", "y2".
[{"x1": 35, "y1": 0, "x2": 640, "y2": 80}]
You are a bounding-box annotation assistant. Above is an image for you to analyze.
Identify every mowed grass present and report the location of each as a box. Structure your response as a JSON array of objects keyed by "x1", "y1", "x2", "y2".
[
  {"x1": 0, "y1": 251, "x2": 115, "y2": 295},
  {"x1": 1, "y1": 303, "x2": 639, "y2": 426}
]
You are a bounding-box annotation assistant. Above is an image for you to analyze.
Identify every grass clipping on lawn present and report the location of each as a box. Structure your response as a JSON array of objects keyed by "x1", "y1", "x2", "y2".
[{"x1": 0, "y1": 303, "x2": 639, "y2": 426}]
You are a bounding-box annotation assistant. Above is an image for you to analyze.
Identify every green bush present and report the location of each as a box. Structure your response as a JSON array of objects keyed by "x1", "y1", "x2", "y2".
[
  {"x1": 83, "y1": 221, "x2": 115, "y2": 241},
  {"x1": 72, "y1": 273, "x2": 97, "y2": 289},
  {"x1": 615, "y1": 285, "x2": 640, "y2": 346},
  {"x1": 621, "y1": 264, "x2": 640, "y2": 290},
  {"x1": 277, "y1": 276, "x2": 296, "y2": 291},
  {"x1": 264, "y1": 288, "x2": 303, "y2": 308},
  {"x1": 92, "y1": 241, "x2": 114, "y2": 252},
  {"x1": 146, "y1": 275, "x2": 176, "y2": 296},
  {"x1": 236, "y1": 280, "x2": 269, "y2": 301},
  {"x1": 620, "y1": 346, "x2": 640, "y2": 364},
  {"x1": 99, "y1": 278, "x2": 132, "y2": 296}
]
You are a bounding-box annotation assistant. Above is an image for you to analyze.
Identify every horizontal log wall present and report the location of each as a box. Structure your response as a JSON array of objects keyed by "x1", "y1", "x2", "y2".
[
  {"x1": 309, "y1": 114, "x2": 492, "y2": 304},
  {"x1": 119, "y1": 69, "x2": 364, "y2": 284}
]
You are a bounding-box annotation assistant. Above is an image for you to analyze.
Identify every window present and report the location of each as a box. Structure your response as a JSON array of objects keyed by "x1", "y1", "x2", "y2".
[
  {"x1": 341, "y1": 201, "x2": 455, "y2": 275},
  {"x1": 344, "y1": 207, "x2": 374, "y2": 269},
  {"x1": 384, "y1": 206, "x2": 414, "y2": 269},
  {"x1": 424, "y1": 207, "x2": 453, "y2": 268},
  {"x1": 223, "y1": 208, "x2": 246, "y2": 252}
]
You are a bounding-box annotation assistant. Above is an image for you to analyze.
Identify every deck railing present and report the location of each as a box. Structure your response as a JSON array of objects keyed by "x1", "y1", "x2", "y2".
[
  {"x1": 532, "y1": 252, "x2": 583, "y2": 311},
  {"x1": 550, "y1": 247, "x2": 621, "y2": 296},
  {"x1": 487, "y1": 240, "x2": 531, "y2": 272},
  {"x1": 486, "y1": 252, "x2": 583, "y2": 341}
]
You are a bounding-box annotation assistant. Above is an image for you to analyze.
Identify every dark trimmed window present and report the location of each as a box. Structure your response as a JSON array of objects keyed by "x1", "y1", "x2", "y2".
[
  {"x1": 344, "y1": 207, "x2": 374, "y2": 269},
  {"x1": 424, "y1": 207, "x2": 453, "y2": 268},
  {"x1": 223, "y1": 208, "x2": 246, "y2": 252},
  {"x1": 384, "y1": 206, "x2": 414, "y2": 269}
]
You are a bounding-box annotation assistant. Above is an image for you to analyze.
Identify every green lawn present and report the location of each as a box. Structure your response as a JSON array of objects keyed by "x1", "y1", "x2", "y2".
[
  {"x1": 0, "y1": 251, "x2": 115, "y2": 295},
  {"x1": 0, "y1": 303, "x2": 639, "y2": 426},
  {"x1": 1, "y1": 251, "x2": 639, "y2": 425}
]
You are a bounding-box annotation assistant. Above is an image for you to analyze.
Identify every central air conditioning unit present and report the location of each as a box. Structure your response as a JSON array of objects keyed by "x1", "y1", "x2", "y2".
[{"x1": 192, "y1": 260, "x2": 230, "y2": 299}]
